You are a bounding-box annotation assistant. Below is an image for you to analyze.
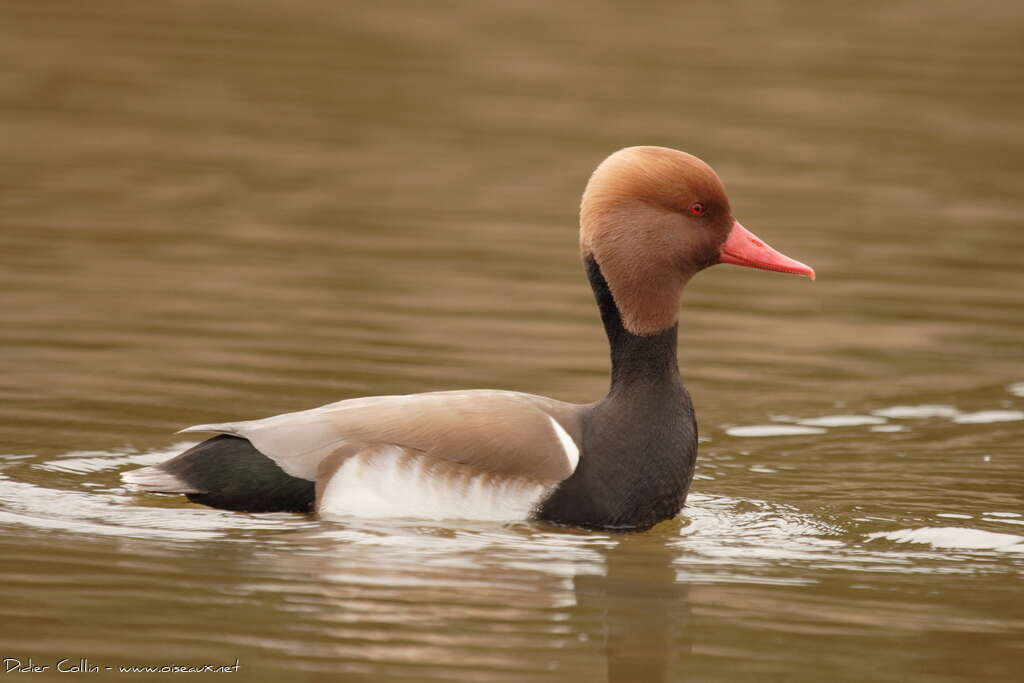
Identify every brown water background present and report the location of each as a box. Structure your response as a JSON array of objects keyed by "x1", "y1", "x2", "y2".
[{"x1": 1, "y1": 1, "x2": 1022, "y2": 681}]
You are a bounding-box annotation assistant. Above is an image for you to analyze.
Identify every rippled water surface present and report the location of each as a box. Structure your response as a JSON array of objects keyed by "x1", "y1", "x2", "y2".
[{"x1": 1, "y1": 1, "x2": 1022, "y2": 681}]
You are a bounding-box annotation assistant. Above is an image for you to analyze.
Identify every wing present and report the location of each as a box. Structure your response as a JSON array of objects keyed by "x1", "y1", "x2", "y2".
[{"x1": 179, "y1": 390, "x2": 585, "y2": 486}]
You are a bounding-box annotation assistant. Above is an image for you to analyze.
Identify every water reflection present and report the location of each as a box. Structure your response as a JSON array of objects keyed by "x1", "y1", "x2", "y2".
[
  {"x1": 264, "y1": 520, "x2": 693, "y2": 681},
  {"x1": 575, "y1": 532, "x2": 692, "y2": 682}
]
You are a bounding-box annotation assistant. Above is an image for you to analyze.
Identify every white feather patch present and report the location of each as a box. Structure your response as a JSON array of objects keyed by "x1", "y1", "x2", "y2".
[
  {"x1": 547, "y1": 416, "x2": 580, "y2": 471},
  {"x1": 318, "y1": 446, "x2": 551, "y2": 521}
]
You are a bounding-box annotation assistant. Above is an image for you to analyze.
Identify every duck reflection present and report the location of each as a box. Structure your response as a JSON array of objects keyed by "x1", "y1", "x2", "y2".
[
  {"x1": 575, "y1": 522, "x2": 692, "y2": 682},
  {"x1": 231, "y1": 518, "x2": 691, "y2": 681}
]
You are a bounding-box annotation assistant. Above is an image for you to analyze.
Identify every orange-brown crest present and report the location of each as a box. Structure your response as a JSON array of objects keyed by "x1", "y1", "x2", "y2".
[{"x1": 579, "y1": 147, "x2": 735, "y2": 335}]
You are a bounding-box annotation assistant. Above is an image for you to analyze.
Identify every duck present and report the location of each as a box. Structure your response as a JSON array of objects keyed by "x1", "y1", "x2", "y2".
[{"x1": 122, "y1": 146, "x2": 814, "y2": 531}]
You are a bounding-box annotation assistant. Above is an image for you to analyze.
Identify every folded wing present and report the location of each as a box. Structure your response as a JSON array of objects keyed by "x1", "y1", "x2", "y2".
[{"x1": 173, "y1": 390, "x2": 585, "y2": 519}]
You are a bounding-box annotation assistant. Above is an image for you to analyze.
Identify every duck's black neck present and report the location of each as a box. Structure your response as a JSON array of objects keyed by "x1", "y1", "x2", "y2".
[
  {"x1": 585, "y1": 256, "x2": 681, "y2": 394},
  {"x1": 537, "y1": 257, "x2": 693, "y2": 530}
]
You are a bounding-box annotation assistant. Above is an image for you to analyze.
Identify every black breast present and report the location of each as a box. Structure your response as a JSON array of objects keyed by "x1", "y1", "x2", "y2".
[
  {"x1": 535, "y1": 256, "x2": 699, "y2": 530},
  {"x1": 536, "y1": 374, "x2": 697, "y2": 531}
]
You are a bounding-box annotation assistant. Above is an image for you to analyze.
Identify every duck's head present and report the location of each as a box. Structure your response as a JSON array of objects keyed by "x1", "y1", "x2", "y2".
[{"x1": 580, "y1": 146, "x2": 814, "y2": 336}]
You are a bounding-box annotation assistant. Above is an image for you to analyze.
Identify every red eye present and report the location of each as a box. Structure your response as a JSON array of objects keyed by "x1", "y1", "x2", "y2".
[{"x1": 689, "y1": 202, "x2": 706, "y2": 216}]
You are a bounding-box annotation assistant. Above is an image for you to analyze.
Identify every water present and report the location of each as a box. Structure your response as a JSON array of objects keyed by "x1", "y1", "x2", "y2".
[{"x1": 1, "y1": 1, "x2": 1022, "y2": 680}]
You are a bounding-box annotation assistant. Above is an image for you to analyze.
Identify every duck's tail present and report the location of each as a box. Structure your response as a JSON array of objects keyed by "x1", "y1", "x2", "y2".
[{"x1": 122, "y1": 435, "x2": 315, "y2": 513}]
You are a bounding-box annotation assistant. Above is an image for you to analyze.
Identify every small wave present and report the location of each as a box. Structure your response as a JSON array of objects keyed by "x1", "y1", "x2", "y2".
[
  {"x1": 869, "y1": 424, "x2": 907, "y2": 432},
  {"x1": 31, "y1": 443, "x2": 196, "y2": 475},
  {"x1": 952, "y1": 410, "x2": 1024, "y2": 424},
  {"x1": 872, "y1": 405, "x2": 961, "y2": 419},
  {"x1": 866, "y1": 527, "x2": 1024, "y2": 552},
  {"x1": 796, "y1": 414, "x2": 888, "y2": 427},
  {"x1": 725, "y1": 425, "x2": 826, "y2": 437}
]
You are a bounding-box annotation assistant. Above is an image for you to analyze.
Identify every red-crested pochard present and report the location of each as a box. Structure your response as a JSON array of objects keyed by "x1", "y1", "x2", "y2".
[{"x1": 123, "y1": 146, "x2": 814, "y2": 531}]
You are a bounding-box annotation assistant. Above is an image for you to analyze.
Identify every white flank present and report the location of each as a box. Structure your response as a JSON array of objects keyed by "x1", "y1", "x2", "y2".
[
  {"x1": 318, "y1": 446, "x2": 551, "y2": 522},
  {"x1": 547, "y1": 416, "x2": 580, "y2": 471}
]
